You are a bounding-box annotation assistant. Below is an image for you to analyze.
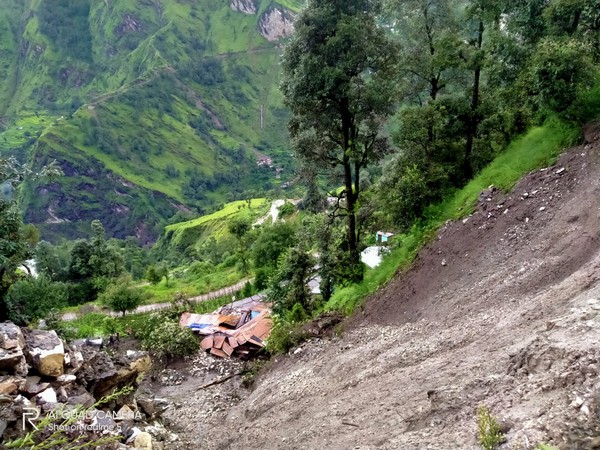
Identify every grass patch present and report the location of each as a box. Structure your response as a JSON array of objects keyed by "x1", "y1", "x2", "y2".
[
  {"x1": 138, "y1": 266, "x2": 244, "y2": 302},
  {"x1": 163, "y1": 198, "x2": 269, "y2": 251},
  {"x1": 325, "y1": 116, "x2": 580, "y2": 314}
]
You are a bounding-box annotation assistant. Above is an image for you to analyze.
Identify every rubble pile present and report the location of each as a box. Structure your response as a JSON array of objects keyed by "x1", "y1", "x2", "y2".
[
  {"x1": 0, "y1": 321, "x2": 181, "y2": 449},
  {"x1": 180, "y1": 297, "x2": 272, "y2": 358}
]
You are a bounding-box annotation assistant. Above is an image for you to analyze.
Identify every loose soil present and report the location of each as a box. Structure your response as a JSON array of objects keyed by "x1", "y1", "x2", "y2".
[{"x1": 157, "y1": 128, "x2": 600, "y2": 450}]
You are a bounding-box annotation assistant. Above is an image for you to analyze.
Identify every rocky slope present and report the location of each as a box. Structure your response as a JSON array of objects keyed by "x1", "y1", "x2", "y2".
[
  {"x1": 0, "y1": 0, "x2": 301, "y2": 242},
  {"x1": 155, "y1": 127, "x2": 600, "y2": 449},
  {"x1": 0, "y1": 322, "x2": 182, "y2": 449}
]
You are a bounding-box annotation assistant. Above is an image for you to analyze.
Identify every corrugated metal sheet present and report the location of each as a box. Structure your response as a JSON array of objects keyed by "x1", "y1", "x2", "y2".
[{"x1": 181, "y1": 300, "x2": 273, "y2": 358}]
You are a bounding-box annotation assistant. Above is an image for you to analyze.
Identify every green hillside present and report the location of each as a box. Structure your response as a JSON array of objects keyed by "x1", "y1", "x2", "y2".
[{"x1": 0, "y1": 0, "x2": 299, "y2": 243}]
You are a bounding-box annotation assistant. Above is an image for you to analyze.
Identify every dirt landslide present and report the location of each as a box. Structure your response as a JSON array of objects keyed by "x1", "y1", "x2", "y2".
[{"x1": 158, "y1": 127, "x2": 600, "y2": 449}]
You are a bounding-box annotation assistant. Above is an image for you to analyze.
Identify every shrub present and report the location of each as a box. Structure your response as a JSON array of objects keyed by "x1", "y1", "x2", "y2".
[
  {"x1": 278, "y1": 201, "x2": 295, "y2": 218},
  {"x1": 477, "y1": 405, "x2": 504, "y2": 450},
  {"x1": 6, "y1": 276, "x2": 68, "y2": 325},
  {"x1": 267, "y1": 315, "x2": 309, "y2": 355},
  {"x1": 142, "y1": 321, "x2": 198, "y2": 359},
  {"x1": 99, "y1": 283, "x2": 143, "y2": 316}
]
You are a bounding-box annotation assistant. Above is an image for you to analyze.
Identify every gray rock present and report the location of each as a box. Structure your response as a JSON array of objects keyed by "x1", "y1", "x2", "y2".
[
  {"x1": 136, "y1": 396, "x2": 157, "y2": 417},
  {"x1": 55, "y1": 374, "x2": 76, "y2": 385},
  {"x1": 258, "y1": 7, "x2": 294, "y2": 42},
  {"x1": 24, "y1": 376, "x2": 48, "y2": 395},
  {"x1": 67, "y1": 392, "x2": 95, "y2": 408},
  {"x1": 0, "y1": 322, "x2": 27, "y2": 375},
  {"x1": 23, "y1": 329, "x2": 65, "y2": 377},
  {"x1": 35, "y1": 387, "x2": 57, "y2": 404}
]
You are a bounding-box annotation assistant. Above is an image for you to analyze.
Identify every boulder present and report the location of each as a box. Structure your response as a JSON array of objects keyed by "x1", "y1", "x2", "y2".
[
  {"x1": 136, "y1": 396, "x2": 156, "y2": 417},
  {"x1": 67, "y1": 392, "x2": 95, "y2": 408},
  {"x1": 0, "y1": 376, "x2": 22, "y2": 395},
  {"x1": 128, "y1": 353, "x2": 152, "y2": 376},
  {"x1": 23, "y1": 376, "x2": 49, "y2": 395},
  {"x1": 0, "y1": 322, "x2": 27, "y2": 375},
  {"x1": 24, "y1": 330, "x2": 65, "y2": 377},
  {"x1": 134, "y1": 431, "x2": 153, "y2": 450},
  {"x1": 84, "y1": 351, "x2": 151, "y2": 398},
  {"x1": 116, "y1": 404, "x2": 135, "y2": 421},
  {"x1": 35, "y1": 387, "x2": 57, "y2": 405},
  {"x1": 55, "y1": 374, "x2": 76, "y2": 385}
]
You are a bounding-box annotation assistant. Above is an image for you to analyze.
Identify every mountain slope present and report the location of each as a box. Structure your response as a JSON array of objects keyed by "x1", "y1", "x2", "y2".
[
  {"x1": 0, "y1": 0, "x2": 300, "y2": 242},
  {"x1": 157, "y1": 130, "x2": 600, "y2": 448}
]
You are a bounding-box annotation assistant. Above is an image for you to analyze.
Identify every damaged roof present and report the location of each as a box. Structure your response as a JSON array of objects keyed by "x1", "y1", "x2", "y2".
[{"x1": 180, "y1": 299, "x2": 273, "y2": 358}]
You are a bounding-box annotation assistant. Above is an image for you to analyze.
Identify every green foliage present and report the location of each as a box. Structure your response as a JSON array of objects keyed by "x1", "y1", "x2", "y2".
[
  {"x1": 142, "y1": 320, "x2": 198, "y2": 359},
  {"x1": 55, "y1": 312, "x2": 111, "y2": 340},
  {"x1": 34, "y1": 241, "x2": 70, "y2": 281},
  {"x1": 535, "y1": 445, "x2": 559, "y2": 450},
  {"x1": 268, "y1": 246, "x2": 316, "y2": 314},
  {"x1": 251, "y1": 222, "x2": 297, "y2": 272},
  {"x1": 266, "y1": 314, "x2": 309, "y2": 355},
  {"x1": 6, "y1": 275, "x2": 68, "y2": 325},
  {"x1": 375, "y1": 163, "x2": 429, "y2": 231},
  {"x1": 477, "y1": 405, "x2": 504, "y2": 450},
  {"x1": 0, "y1": 157, "x2": 62, "y2": 320},
  {"x1": 228, "y1": 217, "x2": 251, "y2": 240},
  {"x1": 0, "y1": 0, "x2": 301, "y2": 241},
  {"x1": 99, "y1": 282, "x2": 143, "y2": 315},
  {"x1": 38, "y1": 0, "x2": 93, "y2": 62},
  {"x1": 281, "y1": 0, "x2": 399, "y2": 281},
  {"x1": 278, "y1": 201, "x2": 295, "y2": 218},
  {"x1": 145, "y1": 264, "x2": 163, "y2": 285},
  {"x1": 526, "y1": 37, "x2": 595, "y2": 117}
]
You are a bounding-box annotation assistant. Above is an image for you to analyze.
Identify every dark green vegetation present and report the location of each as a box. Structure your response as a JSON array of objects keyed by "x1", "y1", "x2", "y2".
[{"x1": 0, "y1": 0, "x2": 301, "y2": 242}]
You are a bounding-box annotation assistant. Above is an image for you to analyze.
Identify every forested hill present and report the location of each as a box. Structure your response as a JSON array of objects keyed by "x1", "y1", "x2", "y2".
[{"x1": 0, "y1": 0, "x2": 300, "y2": 243}]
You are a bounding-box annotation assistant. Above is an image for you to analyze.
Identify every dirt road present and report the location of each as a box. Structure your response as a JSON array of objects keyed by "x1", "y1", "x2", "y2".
[
  {"x1": 159, "y1": 127, "x2": 600, "y2": 449},
  {"x1": 61, "y1": 278, "x2": 252, "y2": 321}
]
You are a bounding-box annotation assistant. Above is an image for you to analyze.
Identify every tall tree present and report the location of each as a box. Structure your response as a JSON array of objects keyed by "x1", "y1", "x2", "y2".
[
  {"x1": 281, "y1": 0, "x2": 398, "y2": 281},
  {"x1": 385, "y1": 0, "x2": 461, "y2": 104}
]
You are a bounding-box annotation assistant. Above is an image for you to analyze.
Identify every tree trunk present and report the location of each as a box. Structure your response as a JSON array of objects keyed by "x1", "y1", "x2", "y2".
[
  {"x1": 343, "y1": 155, "x2": 359, "y2": 269},
  {"x1": 464, "y1": 19, "x2": 484, "y2": 181},
  {"x1": 341, "y1": 105, "x2": 361, "y2": 282}
]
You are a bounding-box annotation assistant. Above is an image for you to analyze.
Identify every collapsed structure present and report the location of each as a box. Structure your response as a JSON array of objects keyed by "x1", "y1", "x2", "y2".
[{"x1": 179, "y1": 296, "x2": 273, "y2": 358}]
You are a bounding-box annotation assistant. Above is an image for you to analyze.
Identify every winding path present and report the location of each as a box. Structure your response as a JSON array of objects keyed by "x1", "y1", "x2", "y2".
[{"x1": 61, "y1": 278, "x2": 252, "y2": 321}]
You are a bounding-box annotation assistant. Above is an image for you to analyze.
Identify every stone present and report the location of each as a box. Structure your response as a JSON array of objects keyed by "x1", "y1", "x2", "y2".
[
  {"x1": 126, "y1": 426, "x2": 142, "y2": 444},
  {"x1": 91, "y1": 408, "x2": 117, "y2": 430},
  {"x1": 67, "y1": 392, "x2": 95, "y2": 408},
  {"x1": 258, "y1": 7, "x2": 294, "y2": 42},
  {"x1": 136, "y1": 396, "x2": 156, "y2": 417},
  {"x1": 67, "y1": 350, "x2": 84, "y2": 372},
  {"x1": 129, "y1": 353, "x2": 152, "y2": 375},
  {"x1": 55, "y1": 374, "x2": 76, "y2": 385},
  {"x1": 24, "y1": 376, "x2": 48, "y2": 395},
  {"x1": 36, "y1": 387, "x2": 57, "y2": 404},
  {"x1": 229, "y1": 0, "x2": 256, "y2": 14},
  {"x1": 134, "y1": 431, "x2": 153, "y2": 450},
  {"x1": 57, "y1": 386, "x2": 68, "y2": 403},
  {"x1": 0, "y1": 322, "x2": 27, "y2": 375},
  {"x1": 24, "y1": 330, "x2": 65, "y2": 377},
  {"x1": 0, "y1": 376, "x2": 21, "y2": 395},
  {"x1": 116, "y1": 404, "x2": 136, "y2": 421}
]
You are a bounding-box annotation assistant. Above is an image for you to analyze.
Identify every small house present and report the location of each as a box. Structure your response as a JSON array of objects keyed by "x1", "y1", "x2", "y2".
[{"x1": 376, "y1": 231, "x2": 394, "y2": 245}]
